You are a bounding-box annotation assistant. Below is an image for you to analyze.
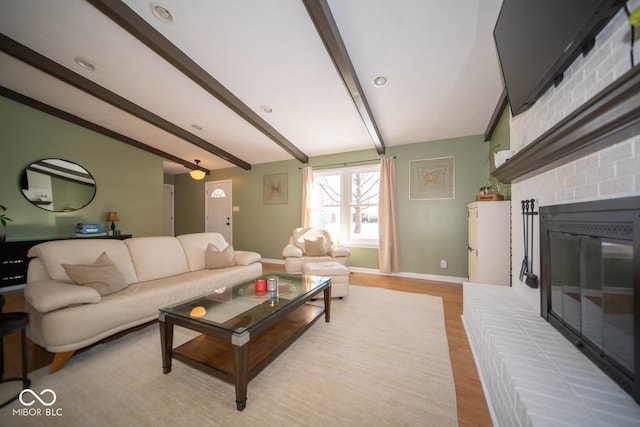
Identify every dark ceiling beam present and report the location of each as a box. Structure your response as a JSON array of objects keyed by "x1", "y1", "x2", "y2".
[
  {"x1": 302, "y1": 0, "x2": 386, "y2": 155},
  {"x1": 32, "y1": 160, "x2": 93, "y2": 180},
  {"x1": 484, "y1": 88, "x2": 508, "y2": 141},
  {"x1": 0, "y1": 34, "x2": 250, "y2": 170},
  {"x1": 0, "y1": 86, "x2": 208, "y2": 174},
  {"x1": 87, "y1": 0, "x2": 309, "y2": 164}
]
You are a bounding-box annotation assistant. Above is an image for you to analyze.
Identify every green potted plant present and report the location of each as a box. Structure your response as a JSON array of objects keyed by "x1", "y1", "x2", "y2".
[{"x1": 0, "y1": 204, "x2": 12, "y2": 242}]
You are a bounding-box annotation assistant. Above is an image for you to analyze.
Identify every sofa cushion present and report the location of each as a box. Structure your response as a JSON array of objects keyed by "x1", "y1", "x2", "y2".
[
  {"x1": 205, "y1": 243, "x2": 237, "y2": 269},
  {"x1": 304, "y1": 236, "x2": 327, "y2": 256},
  {"x1": 329, "y1": 246, "x2": 351, "y2": 257},
  {"x1": 24, "y1": 280, "x2": 101, "y2": 313},
  {"x1": 234, "y1": 250, "x2": 262, "y2": 266},
  {"x1": 282, "y1": 244, "x2": 303, "y2": 258},
  {"x1": 284, "y1": 255, "x2": 349, "y2": 274},
  {"x1": 27, "y1": 239, "x2": 139, "y2": 285},
  {"x1": 125, "y1": 237, "x2": 190, "y2": 282},
  {"x1": 62, "y1": 252, "x2": 128, "y2": 296},
  {"x1": 177, "y1": 232, "x2": 230, "y2": 272},
  {"x1": 293, "y1": 228, "x2": 332, "y2": 254}
]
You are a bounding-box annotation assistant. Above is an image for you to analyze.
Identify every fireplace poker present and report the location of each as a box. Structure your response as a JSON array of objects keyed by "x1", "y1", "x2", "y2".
[
  {"x1": 525, "y1": 199, "x2": 539, "y2": 288},
  {"x1": 519, "y1": 200, "x2": 528, "y2": 281}
]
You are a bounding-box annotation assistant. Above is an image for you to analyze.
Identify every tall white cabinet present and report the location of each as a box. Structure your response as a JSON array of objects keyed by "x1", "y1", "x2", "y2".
[{"x1": 467, "y1": 201, "x2": 511, "y2": 286}]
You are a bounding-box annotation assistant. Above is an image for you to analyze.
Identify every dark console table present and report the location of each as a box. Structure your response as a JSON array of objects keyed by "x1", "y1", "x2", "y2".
[{"x1": 0, "y1": 234, "x2": 132, "y2": 288}]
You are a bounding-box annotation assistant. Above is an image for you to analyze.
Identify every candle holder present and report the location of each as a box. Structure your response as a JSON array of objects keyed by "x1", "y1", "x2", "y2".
[
  {"x1": 267, "y1": 275, "x2": 278, "y2": 292},
  {"x1": 254, "y1": 278, "x2": 267, "y2": 292}
]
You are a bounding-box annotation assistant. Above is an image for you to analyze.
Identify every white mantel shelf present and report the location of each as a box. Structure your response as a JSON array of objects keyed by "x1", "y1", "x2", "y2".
[{"x1": 492, "y1": 65, "x2": 640, "y2": 184}]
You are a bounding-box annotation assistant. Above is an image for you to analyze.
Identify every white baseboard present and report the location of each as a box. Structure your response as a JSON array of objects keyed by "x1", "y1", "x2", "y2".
[{"x1": 261, "y1": 258, "x2": 466, "y2": 284}]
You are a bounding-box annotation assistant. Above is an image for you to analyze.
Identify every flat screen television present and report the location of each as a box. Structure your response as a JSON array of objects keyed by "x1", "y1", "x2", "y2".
[{"x1": 494, "y1": 0, "x2": 624, "y2": 116}]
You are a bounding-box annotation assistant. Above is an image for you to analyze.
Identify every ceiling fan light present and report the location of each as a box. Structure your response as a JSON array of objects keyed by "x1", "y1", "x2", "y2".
[
  {"x1": 189, "y1": 169, "x2": 206, "y2": 180},
  {"x1": 189, "y1": 159, "x2": 206, "y2": 180}
]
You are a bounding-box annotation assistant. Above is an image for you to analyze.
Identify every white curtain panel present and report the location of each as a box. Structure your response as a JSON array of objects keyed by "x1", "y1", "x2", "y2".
[
  {"x1": 300, "y1": 166, "x2": 314, "y2": 227},
  {"x1": 378, "y1": 157, "x2": 400, "y2": 273}
]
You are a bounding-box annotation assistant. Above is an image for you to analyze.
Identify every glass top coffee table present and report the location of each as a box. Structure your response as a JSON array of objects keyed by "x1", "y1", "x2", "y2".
[{"x1": 158, "y1": 272, "x2": 331, "y2": 411}]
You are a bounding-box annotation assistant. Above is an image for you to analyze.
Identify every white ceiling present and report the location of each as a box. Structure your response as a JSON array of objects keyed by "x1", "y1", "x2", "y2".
[{"x1": 0, "y1": 0, "x2": 504, "y2": 175}]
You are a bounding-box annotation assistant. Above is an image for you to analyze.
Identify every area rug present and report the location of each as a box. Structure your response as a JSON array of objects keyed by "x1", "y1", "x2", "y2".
[{"x1": 1, "y1": 286, "x2": 457, "y2": 426}]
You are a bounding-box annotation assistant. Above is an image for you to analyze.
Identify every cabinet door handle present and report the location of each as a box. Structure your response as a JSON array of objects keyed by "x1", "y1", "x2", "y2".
[
  {"x1": 1, "y1": 259, "x2": 25, "y2": 265},
  {"x1": 1, "y1": 275, "x2": 25, "y2": 281}
]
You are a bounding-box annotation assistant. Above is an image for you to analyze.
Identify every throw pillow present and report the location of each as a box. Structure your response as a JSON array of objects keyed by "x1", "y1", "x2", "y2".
[
  {"x1": 304, "y1": 236, "x2": 327, "y2": 256},
  {"x1": 205, "y1": 243, "x2": 237, "y2": 269},
  {"x1": 62, "y1": 252, "x2": 128, "y2": 296}
]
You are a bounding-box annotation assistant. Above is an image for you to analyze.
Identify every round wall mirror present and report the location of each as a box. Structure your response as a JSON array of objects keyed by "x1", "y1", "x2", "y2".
[{"x1": 19, "y1": 159, "x2": 96, "y2": 212}]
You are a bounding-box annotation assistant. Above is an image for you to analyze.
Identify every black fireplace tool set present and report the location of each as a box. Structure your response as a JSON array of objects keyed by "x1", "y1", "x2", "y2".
[{"x1": 520, "y1": 199, "x2": 539, "y2": 288}]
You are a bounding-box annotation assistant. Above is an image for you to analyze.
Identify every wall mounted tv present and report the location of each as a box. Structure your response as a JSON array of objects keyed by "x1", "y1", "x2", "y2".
[{"x1": 494, "y1": 0, "x2": 624, "y2": 116}]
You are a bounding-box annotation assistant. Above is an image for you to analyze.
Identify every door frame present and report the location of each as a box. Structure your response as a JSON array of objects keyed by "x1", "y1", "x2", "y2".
[
  {"x1": 163, "y1": 184, "x2": 175, "y2": 236},
  {"x1": 205, "y1": 179, "x2": 233, "y2": 243}
]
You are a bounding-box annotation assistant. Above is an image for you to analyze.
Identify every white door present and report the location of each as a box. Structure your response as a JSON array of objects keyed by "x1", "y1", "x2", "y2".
[
  {"x1": 162, "y1": 184, "x2": 174, "y2": 236},
  {"x1": 467, "y1": 204, "x2": 478, "y2": 281},
  {"x1": 205, "y1": 180, "x2": 233, "y2": 244}
]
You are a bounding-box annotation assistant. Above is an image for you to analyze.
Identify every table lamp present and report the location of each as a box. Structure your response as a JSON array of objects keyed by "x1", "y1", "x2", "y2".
[{"x1": 106, "y1": 211, "x2": 120, "y2": 233}]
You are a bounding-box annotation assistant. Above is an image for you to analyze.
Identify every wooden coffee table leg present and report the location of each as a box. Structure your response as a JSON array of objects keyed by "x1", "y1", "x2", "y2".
[
  {"x1": 324, "y1": 284, "x2": 332, "y2": 322},
  {"x1": 232, "y1": 331, "x2": 250, "y2": 411},
  {"x1": 159, "y1": 314, "x2": 174, "y2": 374}
]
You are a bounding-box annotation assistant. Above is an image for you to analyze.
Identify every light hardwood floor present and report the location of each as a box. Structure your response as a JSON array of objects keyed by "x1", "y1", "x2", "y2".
[{"x1": 0, "y1": 263, "x2": 492, "y2": 426}]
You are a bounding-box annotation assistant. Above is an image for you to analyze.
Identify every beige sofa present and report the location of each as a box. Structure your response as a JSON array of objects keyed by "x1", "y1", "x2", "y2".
[
  {"x1": 24, "y1": 232, "x2": 262, "y2": 372},
  {"x1": 281, "y1": 227, "x2": 350, "y2": 273}
]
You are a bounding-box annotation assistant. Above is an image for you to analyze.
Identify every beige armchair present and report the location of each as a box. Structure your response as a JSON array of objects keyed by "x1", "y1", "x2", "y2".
[{"x1": 282, "y1": 227, "x2": 350, "y2": 273}]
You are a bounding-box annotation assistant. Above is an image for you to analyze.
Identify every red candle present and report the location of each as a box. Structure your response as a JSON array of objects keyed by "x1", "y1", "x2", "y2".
[{"x1": 255, "y1": 278, "x2": 267, "y2": 292}]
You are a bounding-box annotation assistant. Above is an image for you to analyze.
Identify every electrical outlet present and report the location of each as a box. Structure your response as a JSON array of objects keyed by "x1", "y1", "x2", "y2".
[{"x1": 440, "y1": 259, "x2": 447, "y2": 269}]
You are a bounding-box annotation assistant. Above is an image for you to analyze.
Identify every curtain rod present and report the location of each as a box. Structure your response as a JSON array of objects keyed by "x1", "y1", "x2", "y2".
[{"x1": 299, "y1": 156, "x2": 395, "y2": 170}]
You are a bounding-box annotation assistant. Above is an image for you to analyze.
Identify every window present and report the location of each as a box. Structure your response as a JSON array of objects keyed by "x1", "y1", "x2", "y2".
[
  {"x1": 210, "y1": 188, "x2": 226, "y2": 198},
  {"x1": 312, "y1": 165, "x2": 380, "y2": 246}
]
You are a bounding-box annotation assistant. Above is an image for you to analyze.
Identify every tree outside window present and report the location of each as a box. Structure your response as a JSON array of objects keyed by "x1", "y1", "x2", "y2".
[{"x1": 313, "y1": 165, "x2": 380, "y2": 246}]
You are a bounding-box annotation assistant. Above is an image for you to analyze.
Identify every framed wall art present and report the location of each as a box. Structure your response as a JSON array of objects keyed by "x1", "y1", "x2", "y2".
[
  {"x1": 409, "y1": 157, "x2": 455, "y2": 200},
  {"x1": 263, "y1": 173, "x2": 288, "y2": 205}
]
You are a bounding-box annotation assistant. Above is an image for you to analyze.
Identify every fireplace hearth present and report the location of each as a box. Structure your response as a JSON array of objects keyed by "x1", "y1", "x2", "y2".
[{"x1": 540, "y1": 196, "x2": 640, "y2": 404}]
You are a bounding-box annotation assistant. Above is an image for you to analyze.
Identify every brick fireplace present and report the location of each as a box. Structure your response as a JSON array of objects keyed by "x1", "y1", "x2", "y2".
[
  {"x1": 540, "y1": 196, "x2": 639, "y2": 403},
  {"x1": 463, "y1": 4, "x2": 640, "y2": 426}
]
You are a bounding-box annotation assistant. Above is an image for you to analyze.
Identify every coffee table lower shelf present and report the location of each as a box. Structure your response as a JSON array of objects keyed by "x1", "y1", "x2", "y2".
[{"x1": 163, "y1": 303, "x2": 326, "y2": 410}]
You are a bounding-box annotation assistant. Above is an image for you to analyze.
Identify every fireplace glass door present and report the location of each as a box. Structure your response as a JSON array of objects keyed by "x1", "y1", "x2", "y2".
[{"x1": 549, "y1": 232, "x2": 634, "y2": 376}]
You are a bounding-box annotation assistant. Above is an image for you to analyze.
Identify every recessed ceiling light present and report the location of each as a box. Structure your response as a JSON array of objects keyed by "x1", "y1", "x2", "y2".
[
  {"x1": 74, "y1": 56, "x2": 95, "y2": 71},
  {"x1": 151, "y1": 3, "x2": 174, "y2": 24},
  {"x1": 372, "y1": 75, "x2": 388, "y2": 87},
  {"x1": 260, "y1": 105, "x2": 273, "y2": 113}
]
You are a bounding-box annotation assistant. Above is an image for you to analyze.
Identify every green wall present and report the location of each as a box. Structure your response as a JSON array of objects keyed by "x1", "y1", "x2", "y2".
[
  {"x1": 175, "y1": 136, "x2": 488, "y2": 278},
  {"x1": 0, "y1": 96, "x2": 164, "y2": 240},
  {"x1": 487, "y1": 106, "x2": 511, "y2": 199},
  {"x1": 2, "y1": 94, "x2": 491, "y2": 278},
  {"x1": 50, "y1": 175, "x2": 95, "y2": 212}
]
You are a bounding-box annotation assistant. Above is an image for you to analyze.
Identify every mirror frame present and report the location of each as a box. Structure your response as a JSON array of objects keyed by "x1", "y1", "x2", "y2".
[{"x1": 19, "y1": 158, "x2": 97, "y2": 212}]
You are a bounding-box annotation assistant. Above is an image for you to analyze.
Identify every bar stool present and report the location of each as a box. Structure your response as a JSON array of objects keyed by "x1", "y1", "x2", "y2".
[{"x1": 0, "y1": 294, "x2": 31, "y2": 408}]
